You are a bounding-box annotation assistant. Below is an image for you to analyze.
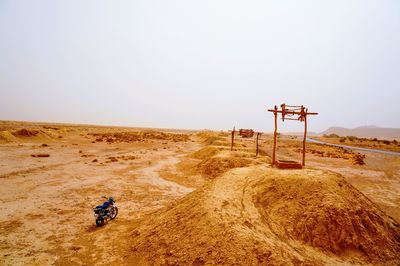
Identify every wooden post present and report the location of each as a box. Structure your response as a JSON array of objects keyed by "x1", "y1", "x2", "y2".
[
  {"x1": 302, "y1": 108, "x2": 307, "y2": 166},
  {"x1": 256, "y1": 132, "x2": 260, "y2": 156},
  {"x1": 272, "y1": 105, "x2": 278, "y2": 165},
  {"x1": 231, "y1": 126, "x2": 235, "y2": 151}
]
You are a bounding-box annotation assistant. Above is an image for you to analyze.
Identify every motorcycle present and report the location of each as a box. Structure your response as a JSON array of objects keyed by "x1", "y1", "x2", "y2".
[{"x1": 93, "y1": 196, "x2": 118, "y2": 226}]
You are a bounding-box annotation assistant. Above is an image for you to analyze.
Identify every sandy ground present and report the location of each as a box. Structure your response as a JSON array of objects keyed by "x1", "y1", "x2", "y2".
[
  {"x1": 0, "y1": 122, "x2": 399, "y2": 265},
  {"x1": 260, "y1": 136, "x2": 400, "y2": 223},
  {"x1": 0, "y1": 123, "x2": 199, "y2": 265}
]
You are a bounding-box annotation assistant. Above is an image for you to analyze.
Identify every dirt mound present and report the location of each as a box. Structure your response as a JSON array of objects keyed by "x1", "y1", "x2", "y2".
[
  {"x1": 190, "y1": 146, "x2": 220, "y2": 160},
  {"x1": 197, "y1": 156, "x2": 252, "y2": 178},
  {"x1": 203, "y1": 136, "x2": 227, "y2": 145},
  {"x1": 5, "y1": 128, "x2": 56, "y2": 143},
  {"x1": 196, "y1": 130, "x2": 220, "y2": 140},
  {"x1": 254, "y1": 170, "x2": 400, "y2": 263},
  {"x1": 191, "y1": 136, "x2": 256, "y2": 179},
  {"x1": 128, "y1": 167, "x2": 400, "y2": 265},
  {"x1": 12, "y1": 129, "x2": 39, "y2": 137},
  {"x1": 195, "y1": 131, "x2": 226, "y2": 145},
  {"x1": 127, "y1": 185, "x2": 306, "y2": 265},
  {"x1": 0, "y1": 131, "x2": 19, "y2": 143}
]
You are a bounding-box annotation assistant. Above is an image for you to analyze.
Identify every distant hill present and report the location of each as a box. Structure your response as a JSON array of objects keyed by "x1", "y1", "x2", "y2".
[{"x1": 321, "y1": 126, "x2": 400, "y2": 139}]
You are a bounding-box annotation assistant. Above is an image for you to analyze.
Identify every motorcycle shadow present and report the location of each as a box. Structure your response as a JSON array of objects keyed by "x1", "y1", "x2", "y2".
[{"x1": 86, "y1": 224, "x2": 106, "y2": 233}]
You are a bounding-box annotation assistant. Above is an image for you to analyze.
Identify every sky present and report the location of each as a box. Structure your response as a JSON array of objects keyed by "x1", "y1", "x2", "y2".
[{"x1": 0, "y1": 0, "x2": 399, "y2": 132}]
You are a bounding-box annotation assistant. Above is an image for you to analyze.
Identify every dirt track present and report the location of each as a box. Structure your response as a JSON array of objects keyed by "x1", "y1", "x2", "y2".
[{"x1": 0, "y1": 123, "x2": 198, "y2": 265}]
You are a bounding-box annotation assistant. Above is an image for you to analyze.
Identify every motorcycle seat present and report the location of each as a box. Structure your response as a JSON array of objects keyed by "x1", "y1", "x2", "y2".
[{"x1": 95, "y1": 202, "x2": 110, "y2": 209}]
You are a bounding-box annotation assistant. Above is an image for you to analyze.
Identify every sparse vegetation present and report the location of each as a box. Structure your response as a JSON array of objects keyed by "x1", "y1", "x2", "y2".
[
  {"x1": 13, "y1": 129, "x2": 39, "y2": 137},
  {"x1": 91, "y1": 131, "x2": 189, "y2": 143},
  {"x1": 319, "y1": 135, "x2": 400, "y2": 153},
  {"x1": 347, "y1": 136, "x2": 357, "y2": 142},
  {"x1": 382, "y1": 140, "x2": 391, "y2": 145},
  {"x1": 297, "y1": 144, "x2": 366, "y2": 165},
  {"x1": 31, "y1": 154, "x2": 50, "y2": 158},
  {"x1": 328, "y1": 133, "x2": 339, "y2": 138}
]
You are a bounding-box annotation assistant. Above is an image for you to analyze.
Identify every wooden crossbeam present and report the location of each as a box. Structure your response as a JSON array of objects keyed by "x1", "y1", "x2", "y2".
[{"x1": 267, "y1": 109, "x2": 318, "y2": 115}]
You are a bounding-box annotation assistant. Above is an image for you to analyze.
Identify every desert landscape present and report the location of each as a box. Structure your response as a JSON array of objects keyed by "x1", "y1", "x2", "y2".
[
  {"x1": 0, "y1": 120, "x2": 399, "y2": 265},
  {"x1": 2, "y1": 1, "x2": 400, "y2": 265}
]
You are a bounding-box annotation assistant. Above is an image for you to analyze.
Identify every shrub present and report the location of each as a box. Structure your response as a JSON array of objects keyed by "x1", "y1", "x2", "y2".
[
  {"x1": 31, "y1": 154, "x2": 50, "y2": 158},
  {"x1": 328, "y1": 134, "x2": 339, "y2": 138},
  {"x1": 347, "y1": 136, "x2": 357, "y2": 142}
]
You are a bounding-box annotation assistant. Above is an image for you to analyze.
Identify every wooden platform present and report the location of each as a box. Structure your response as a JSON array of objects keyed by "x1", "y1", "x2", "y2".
[{"x1": 275, "y1": 160, "x2": 303, "y2": 169}]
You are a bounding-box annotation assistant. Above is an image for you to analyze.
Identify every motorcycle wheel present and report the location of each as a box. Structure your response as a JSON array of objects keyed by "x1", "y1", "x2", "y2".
[
  {"x1": 96, "y1": 217, "x2": 104, "y2": 227},
  {"x1": 110, "y1": 206, "x2": 118, "y2": 220}
]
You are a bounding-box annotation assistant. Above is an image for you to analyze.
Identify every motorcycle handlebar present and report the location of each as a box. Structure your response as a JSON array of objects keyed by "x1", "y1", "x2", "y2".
[{"x1": 102, "y1": 196, "x2": 115, "y2": 203}]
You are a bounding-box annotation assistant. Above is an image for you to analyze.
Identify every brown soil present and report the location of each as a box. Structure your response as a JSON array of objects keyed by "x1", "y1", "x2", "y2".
[
  {"x1": 128, "y1": 167, "x2": 400, "y2": 265},
  {"x1": 254, "y1": 170, "x2": 400, "y2": 262},
  {"x1": 0, "y1": 131, "x2": 19, "y2": 143},
  {"x1": 190, "y1": 146, "x2": 220, "y2": 160},
  {"x1": 1, "y1": 121, "x2": 399, "y2": 265},
  {"x1": 197, "y1": 155, "x2": 253, "y2": 178}
]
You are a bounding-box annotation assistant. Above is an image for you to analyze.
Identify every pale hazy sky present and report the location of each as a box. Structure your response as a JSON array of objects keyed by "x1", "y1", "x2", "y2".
[{"x1": 0, "y1": 1, "x2": 399, "y2": 132}]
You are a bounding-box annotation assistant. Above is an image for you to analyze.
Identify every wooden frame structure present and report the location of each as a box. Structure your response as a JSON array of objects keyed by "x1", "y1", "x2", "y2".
[
  {"x1": 230, "y1": 127, "x2": 262, "y2": 156},
  {"x1": 268, "y1": 104, "x2": 318, "y2": 167}
]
